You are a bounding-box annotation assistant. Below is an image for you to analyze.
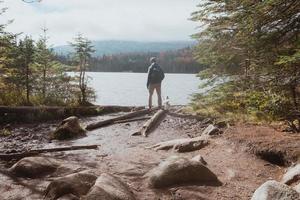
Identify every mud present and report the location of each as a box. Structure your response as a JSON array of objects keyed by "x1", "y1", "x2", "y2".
[{"x1": 0, "y1": 109, "x2": 299, "y2": 199}]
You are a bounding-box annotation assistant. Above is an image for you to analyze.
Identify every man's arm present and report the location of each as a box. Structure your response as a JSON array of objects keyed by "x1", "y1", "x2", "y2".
[{"x1": 146, "y1": 66, "x2": 152, "y2": 88}]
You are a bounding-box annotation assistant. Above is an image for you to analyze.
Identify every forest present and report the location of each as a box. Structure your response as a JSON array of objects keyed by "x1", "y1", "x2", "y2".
[
  {"x1": 56, "y1": 47, "x2": 205, "y2": 73},
  {"x1": 191, "y1": 0, "x2": 300, "y2": 131},
  {"x1": 0, "y1": 5, "x2": 96, "y2": 106}
]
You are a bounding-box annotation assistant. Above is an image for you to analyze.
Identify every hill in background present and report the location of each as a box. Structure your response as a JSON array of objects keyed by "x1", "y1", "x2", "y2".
[{"x1": 54, "y1": 40, "x2": 196, "y2": 56}]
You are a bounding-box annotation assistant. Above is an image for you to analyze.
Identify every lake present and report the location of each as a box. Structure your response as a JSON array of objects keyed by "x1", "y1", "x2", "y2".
[{"x1": 86, "y1": 72, "x2": 204, "y2": 106}]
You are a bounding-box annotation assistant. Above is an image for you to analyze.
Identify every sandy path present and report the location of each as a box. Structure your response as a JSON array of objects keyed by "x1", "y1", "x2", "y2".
[{"x1": 0, "y1": 112, "x2": 288, "y2": 200}]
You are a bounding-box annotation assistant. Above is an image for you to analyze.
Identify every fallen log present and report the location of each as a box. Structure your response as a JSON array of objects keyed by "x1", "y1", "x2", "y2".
[
  {"x1": 0, "y1": 145, "x2": 98, "y2": 161},
  {"x1": 132, "y1": 109, "x2": 166, "y2": 137},
  {"x1": 86, "y1": 108, "x2": 157, "y2": 130},
  {"x1": 146, "y1": 136, "x2": 209, "y2": 152},
  {"x1": 114, "y1": 116, "x2": 151, "y2": 124}
]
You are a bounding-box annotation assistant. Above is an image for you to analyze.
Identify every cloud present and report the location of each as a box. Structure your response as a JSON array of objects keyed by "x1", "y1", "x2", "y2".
[{"x1": 0, "y1": 0, "x2": 199, "y2": 45}]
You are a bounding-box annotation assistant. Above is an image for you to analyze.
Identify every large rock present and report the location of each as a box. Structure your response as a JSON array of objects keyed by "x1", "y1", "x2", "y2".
[
  {"x1": 281, "y1": 164, "x2": 300, "y2": 185},
  {"x1": 9, "y1": 157, "x2": 59, "y2": 178},
  {"x1": 44, "y1": 170, "x2": 97, "y2": 200},
  {"x1": 145, "y1": 155, "x2": 221, "y2": 188},
  {"x1": 251, "y1": 180, "x2": 300, "y2": 200},
  {"x1": 83, "y1": 173, "x2": 136, "y2": 200},
  {"x1": 52, "y1": 116, "x2": 86, "y2": 140}
]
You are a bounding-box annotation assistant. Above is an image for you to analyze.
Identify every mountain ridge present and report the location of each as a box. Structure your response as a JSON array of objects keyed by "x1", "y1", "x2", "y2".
[{"x1": 53, "y1": 40, "x2": 196, "y2": 57}]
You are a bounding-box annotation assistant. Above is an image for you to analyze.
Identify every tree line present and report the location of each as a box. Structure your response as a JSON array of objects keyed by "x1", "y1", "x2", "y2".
[
  {"x1": 0, "y1": 3, "x2": 95, "y2": 106},
  {"x1": 56, "y1": 47, "x2": 206, "y2": 74},
  {"x1": 191, "y1": 0, "x2": 300, "y2": 130}
]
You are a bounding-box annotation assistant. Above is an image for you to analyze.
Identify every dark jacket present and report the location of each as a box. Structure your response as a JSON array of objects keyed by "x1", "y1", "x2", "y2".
[{"x1": 146, "y1": 63, "x2": 165, "y2": 88}]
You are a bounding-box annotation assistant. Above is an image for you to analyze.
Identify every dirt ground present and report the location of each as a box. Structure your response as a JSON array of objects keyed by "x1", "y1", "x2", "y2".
[{"x1": 0, "y1": 109, "x2": 299, "y2": 200}]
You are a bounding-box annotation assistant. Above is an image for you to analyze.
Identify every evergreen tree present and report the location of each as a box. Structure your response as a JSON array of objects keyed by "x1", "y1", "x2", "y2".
[
  {"x1": 70, "y1": 34, "x2": 95, "y2": 104},
  {"x1": 17, "y1": 36, "x2": 35, "y2": 105},
  {"x1": 191, "y1": 0, "x2": 300, "y2": 128},
  {"x1": 34, "y1": 28, "x2": 56, "y2": 99}
]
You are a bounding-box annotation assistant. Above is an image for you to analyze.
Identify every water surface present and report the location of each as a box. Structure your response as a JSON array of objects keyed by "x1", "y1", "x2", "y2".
[{"x1": 86, "y1": 72, "x2": 203, "y2": 106}]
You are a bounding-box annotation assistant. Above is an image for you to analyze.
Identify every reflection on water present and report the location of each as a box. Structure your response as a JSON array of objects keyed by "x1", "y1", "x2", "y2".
[{"x1": 84, "y1": 72, "x2": 204, "y2": 106}]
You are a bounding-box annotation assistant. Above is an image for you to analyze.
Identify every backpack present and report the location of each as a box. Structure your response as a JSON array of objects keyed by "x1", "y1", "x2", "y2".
[{"x1": 151, "y1": 65, "x2": 164, "y2": 82}]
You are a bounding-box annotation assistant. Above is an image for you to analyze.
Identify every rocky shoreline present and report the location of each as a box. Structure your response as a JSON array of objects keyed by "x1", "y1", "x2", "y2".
[{"x1": 0, "y1": 106, "x2": 299, "y2": 199}]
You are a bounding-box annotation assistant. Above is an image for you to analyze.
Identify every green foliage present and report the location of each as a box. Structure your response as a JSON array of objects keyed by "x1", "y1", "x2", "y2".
[
  {"x1": 0, "y1": 7, "x2": 77, "y2": 106},
  {"x1": 70, "y1": 34, "x2": 96, "y2": 105},
  {"x1": 0, "y1": 128, "x2": 11, "y2": 137},
  {"x1": 57, "y1": 47, "x2": 204, "y2": 73},
  {"x1": 191, "y1": 0, "x2": 300, "y2": 125}
]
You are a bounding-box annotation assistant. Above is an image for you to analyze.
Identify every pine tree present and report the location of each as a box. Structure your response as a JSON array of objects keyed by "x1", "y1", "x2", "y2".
[
  {"x1": 70, "y1": 34, "x2": 95, "y2": 105},
  {"x1": 191, "y1": 0, "x2": 300, "y2": 127},
  {"x1": 18, "y1": 36, "x2": 35, "y2": 105},
  {"x1": 34, "y1": 28, "x2": 56, "y2": 99}
]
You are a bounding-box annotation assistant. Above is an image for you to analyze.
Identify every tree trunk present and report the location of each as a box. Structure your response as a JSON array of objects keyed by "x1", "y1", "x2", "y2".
[
  {"x1": 132, "y1": 109, "x2": 166, "y2": 137},
  {"x1": 25, "y1": 60, "x2": 30, "y2": 104},
  {"x1": 114, "y1": 116, "x2": 151, "y2": 124},
  {"x1": 86, "y1": 108, "x2": 156, "y2": 130},
  {"x1": 0, "y1": 145, "x2": 98, "y2": 161},
  {"x1": 42, "y1": 68, "x2": 46, "y2": 99}
]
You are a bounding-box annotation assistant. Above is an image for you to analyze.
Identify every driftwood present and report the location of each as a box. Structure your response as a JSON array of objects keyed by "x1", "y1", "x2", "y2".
[
  {"x1": 132, "y1": 109, "x2": 166, "y2": 137},
  {"x1": 114, "y1": 117, "x2": 151, "y2": 124},
  {"x1": 0, "y1": 145, "x2": 98, "y2": 161},
  {"x1": 147, "y1": 136, "x2": 209, "y2": 152},
  {"x1": 86, "y1": 108, "x2": 157, "y2": 130}
]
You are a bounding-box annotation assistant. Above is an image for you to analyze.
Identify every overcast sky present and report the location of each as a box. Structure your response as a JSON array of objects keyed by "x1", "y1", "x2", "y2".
[{"x1": 0, "y1": 0, "x2": 199, "y2": 45}]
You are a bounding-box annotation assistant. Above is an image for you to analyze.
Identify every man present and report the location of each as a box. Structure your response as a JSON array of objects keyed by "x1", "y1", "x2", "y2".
[{"x1": 147, "y1": 57, "x2": 165, "y2": 109}]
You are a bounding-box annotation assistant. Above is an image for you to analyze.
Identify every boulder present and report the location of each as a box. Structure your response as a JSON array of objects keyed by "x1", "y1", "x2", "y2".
[
  {"x1": 52, "y1": 116, "x2": 86, "y2": 140},
  {"x1": 9, "y1": 157, "x2": 59, "y2": 178},
  {"x1": 202, "y1": 124, "x2": 220, "y2": 136},
  {"x1": 44, "y1": 170, "x2": 97, "y2": 200},
  {"x1": 83, "y1": 173, "x2": 136, "y2": 200},
  {"x1": 145, "y1": 155, "x2": 221, "y2": 188},
  {"x1": 251, "y1": 180, "x2": 300, "y2": 200},
  {"x1": 281, "y1": 164, "x2": 300, "y2": 185}
]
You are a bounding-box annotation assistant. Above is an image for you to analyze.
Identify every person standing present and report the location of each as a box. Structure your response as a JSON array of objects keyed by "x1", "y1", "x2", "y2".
[{"x1": 147, "y1": 57, "x2": 165, "y2": 109}]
